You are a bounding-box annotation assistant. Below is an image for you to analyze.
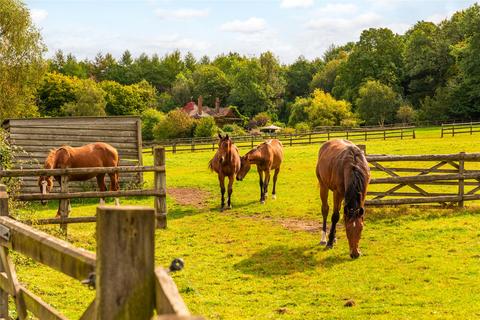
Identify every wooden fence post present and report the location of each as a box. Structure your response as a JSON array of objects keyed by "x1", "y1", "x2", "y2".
[
  {"x1": 452, "y1": 125, "x2": 455, "y2": 137},
  {"x1": 308, "y1": 133, "x2": 312, "y2": 144},
  {"x1": 0, "y1": 185, "x2": 9, "y2": 318},
  {"x1": 400, "y1": 128, "x2": 404, "y2": 140},
  {"x1": 357, "y1": 144, "x2": 366, "y2": 154},
  {"x1": 154, "y1": 147, "x2": 167, "y2": 228},
  {"x1": 441, "y1": 126, "x2": 444, "y2": 138},
  {"x1": 383, "y1": 130, "x2": 386, "y2": 140},
  {"x1": 251, "y1": 136, "x2": 254, "y2": 149},
  {"x1": 413, "y1": 129, "x2": 416, "y2": 139},
  {"x1": 327, "y1": 130, "x2": 330, "y2": 140},
  {"x1": 95, "y1": 206, "x2": 155, "y2": 320},
  {"x1": 364, "y1": 129, "x2": 367, "y2": 141},
  {"x1": 173, "y1": 143, "x2": 177, "y2": 154},
  {"x1": 59, "y1": 175, "x2": 70, "y2": 234},
  {"x1": 470, "y1": 122, "x2": 473, "y2": 135},
  {"x1": 290, "y1": 134, "x2": 293, "y2": 146},
  {"x1": 458, "y1": 152, "x2": 465, "y2": 208}
]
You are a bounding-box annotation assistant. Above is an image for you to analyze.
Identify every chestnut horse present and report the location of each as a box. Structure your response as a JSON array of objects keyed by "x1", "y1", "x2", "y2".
[
  {"x1": 236, "y1": 139, "x2": 284, "y2": 203},
  {"x1": 38, "y1": 142, "x2": 120, "y2": 216},
  {"x1": 208, "y1": 134, "x2": 241, "y2": 211},
  {"x1": 315, "y1": 139, "x2": 370, "y2": 259}
]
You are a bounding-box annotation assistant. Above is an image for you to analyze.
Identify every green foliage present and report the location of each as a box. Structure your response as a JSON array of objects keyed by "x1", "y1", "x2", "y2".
[
  {"x1": 396, "y1": 104, "x2": 417, "y2": 124},
  {"x1": 60, "y1": 79, "x2": 106, "y2": 116},
  {"x1": 355, "y1": 80, "x2": 401, "y2": 126},
  {"x1": 171, "y1": 72, "x2": 194, "y2": 107},
  {"x1": 288, "y1": 97, "x2": 310, "y2": 126},
  {"x1": 250, "y1": 112, "x2": 271, "y2": 129},
  {"x1": 221, "y1": 124, "x2": 247, "y2": 136},
  {"x1": 153, "y1": 109, "x2": 195, "y2": 139},
  {"x1": 307, "y1": 90, "x2": 357, "y2": 127},
  {"x1": 37, "y1": 72, "x2": 79, "y2": 116},
  {"x1": 194, "y1": 117, "x2": 218, "y2": 138},
  {"x1": 0, "y1": 0, "x2": 45, "y2": 120},
  {"x1": 310, "y1": 58, "x2": 343, "y2": 93},
  {"x1": 101, "y1": 80, "x2": 157, "y2": 115},
  {"x1": 192, "y1": 65, "x2": 230, "y2": 107},
  {"x1": 294, "y1": 122, "x2": 310, "y2": 132},
  {"x1": 285, "y1": 56, "x2": 318, "y2": 100},
  {"x1": 333, "y1": 28, "x2": 404, "y2": 101},
  {"x1": 158, "y1": 91, "x2": 176, "y2": 113},
  {"x1": 141, "y1": 108, "x2": 165, "y2": 141}
]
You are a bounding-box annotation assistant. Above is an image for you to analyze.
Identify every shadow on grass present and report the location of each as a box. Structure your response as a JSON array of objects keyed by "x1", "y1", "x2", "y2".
[
  {"x1": 234, "y1": 244, "x2": 351, "y2": 277},
  {"x1": 207, "y1": 199, "x2": 259, "y2": 212}
]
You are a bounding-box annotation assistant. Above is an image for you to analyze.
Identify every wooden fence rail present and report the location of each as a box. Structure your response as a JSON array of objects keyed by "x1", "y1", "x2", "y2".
[
  {"x1": 145, "y1": 126, "x2": 416, "y2": 154},
  {"x1": 365, "y1": 151, "x2": 480, "y2": 207},
  {"x1": 440, "y1": 121, "x2": 480, "y2": 137},
  {"x1": 0, "y1": 147, "x2": 168, "y2": 233},
  {"x1": 0, "y1": 185, "x2": 199, "y2": 319}
]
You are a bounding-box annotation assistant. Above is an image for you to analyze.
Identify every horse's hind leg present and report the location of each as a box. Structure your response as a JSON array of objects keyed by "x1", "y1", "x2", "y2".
[
  {"x1": 97, "y1": 174, "x2": 107, "y2": 205},
  {"x1": 263, "y1": 169, "x2": 271, "y2": 199},
  {"x1": 109, "y1": 172, "x2": 120, "y2": 206},
  {"x1": 271, "y1": 168, "x2": 280, "y2": 200},
  {"x1": 227, "y1": 175, "x2": 234, "y2": 209},
  {"x1": 327, "y1": 191, "x2": 343, "y2": 249},
  {"x1": 257, "y1": 169, "x2": 265, "y2": 204},
  {"x1": 320, "y1": 184, "x2": 329, "y2": 245}
]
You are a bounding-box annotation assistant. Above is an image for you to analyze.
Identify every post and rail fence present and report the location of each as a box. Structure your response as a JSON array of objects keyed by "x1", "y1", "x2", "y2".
[
  {"x1": 0, "y1": 185, "x2": 201, "y2": 320},
  {"x1": 440, "y1": 121, "x2": 480, "y2": 137},
  {"x1": 0, "y1": 147, "x2": 167, "y2": 234},
  {"x1": 145, "y1": 126, "x2": 416, "y2": 154}
]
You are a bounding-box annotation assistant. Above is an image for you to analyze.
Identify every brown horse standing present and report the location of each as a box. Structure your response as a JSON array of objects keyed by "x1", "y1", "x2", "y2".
[
  {"x1": 236, "y1": 139, "x2": 284, "y2": 203},
  {"x1": 315, "y1": 139, "x2": 370, "y2": 259},
  {"x1": 209, "y1": 134, "x2": 241, "y2": 211},
  {"x1": 38, "y1": 142, "x2": 120, "y2": 216}
]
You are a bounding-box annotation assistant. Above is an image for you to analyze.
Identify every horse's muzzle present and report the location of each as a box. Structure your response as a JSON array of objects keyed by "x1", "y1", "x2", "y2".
[{"x1": 41, "y1": 200, "x2": 48, "y2": 206}]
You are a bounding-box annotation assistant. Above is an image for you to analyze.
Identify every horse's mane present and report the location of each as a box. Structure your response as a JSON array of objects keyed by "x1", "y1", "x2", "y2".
[
  {"x1": 344, "y1": 146, "x2": 369, "y2": 211},
  {"x1": 44, "y1": 148, "x2": 58, "y2": 169}
]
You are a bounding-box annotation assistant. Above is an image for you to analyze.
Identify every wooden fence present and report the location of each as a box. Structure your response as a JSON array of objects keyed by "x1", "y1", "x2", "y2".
[
  {"x1": 365, "y1": 152, "x2": 480, "y2": 207},
  {"x1": 0, "y1": 185, "x2": 200, "y2": 320},
  {"x1": 440, "y1": 121, "x2": 480, "y2": 137},
  {"x1": 0, "y1": 147, "x2": 167, "y2": 232},
  {"x1": 145, "y1": 126, "x2": 416, "y2": 154}
]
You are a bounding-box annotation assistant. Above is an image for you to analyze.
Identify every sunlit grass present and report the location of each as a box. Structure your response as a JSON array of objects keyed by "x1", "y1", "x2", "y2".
[{"x1": 10, "y1": 129, "x2": 480, "y2": 319}]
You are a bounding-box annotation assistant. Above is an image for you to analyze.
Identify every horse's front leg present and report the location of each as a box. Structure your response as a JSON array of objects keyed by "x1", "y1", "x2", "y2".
[
  {"x1": 226, "y1": 175, "x2": 234, "y2": 209},
  {"x1": 257, "y1": 168, "x2": 265, "y2": 204},
  {"x1": 271, "y1": 168, "x2": 280, "y2": 200},
  {"x1": 109, "y1": 172, "x2": 120, "y2": 206},
  {"x1": 263, "y1": 169, "x2": 271, "y2": 200},
  {"x1": 327, "y1": 191, "x2": 343, "y2": 249},
  {"x1": 219, "y1": 174, "x2": 226, "y2": 211},
  {"x1": 319, "y1": 184, "x2": 329, "y2": 245}
]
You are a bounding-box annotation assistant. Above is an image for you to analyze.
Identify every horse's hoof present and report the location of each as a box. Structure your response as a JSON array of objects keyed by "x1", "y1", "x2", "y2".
[
  {"x1": 226, "y1": 205, "x2": 232, "y2": 210},
  {"x1": 272, "y1": 194, "x2": 277, "y2": 200},
  {"x1": 220, "y1": 207, "x2": 225, "y2": 212},
  {"x1": 326, "y1": 243, "x2": 334, "y2": 249},
  {"x1": 320, "y1": 240, "x2": 327, "y2": 245},
  {"x1": 260, "y1": 200, "x2": 265, "y2": 204}
]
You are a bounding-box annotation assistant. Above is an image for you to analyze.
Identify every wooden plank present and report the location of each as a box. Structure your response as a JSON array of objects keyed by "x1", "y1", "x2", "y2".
[
  {"x1": 370, "y1": 172, "x2": 480, "y2": 184},
  {"x1": 155, "y1": 267, "x2": 190, "y2": 316},
  {"x1": 0, "y1": 216, "x2": 96, "y2": 280},
  {"x1": 0, "y1": 187, "x2": 8, "y2": 319},
  {"x1": 0, "y1": 165, "x2": 165, "y2": 177},
  {"x1": 96, "y1": 206, "x2": 155, "y2": 319},
  {"x1": 24, "y1": 216, "x2": 97, "y2": 225},
  {"x1": 8, "y1": 117, "x2": 139, "y2": 126},
  {"x1": 79, "y1": 299, "x2": 95, "y2": 320},
  {"x1": 10, "y1": 133, "x2": 138, "y2": 144},
  {"x1": 367, "y1": 153, "x2": 480, "y2": 162},
  {"x1": 154, "y1": 148, "x2": 167, "y2": 228},
  {"x1": 10, "y1": 139, "x2": 138, "y2": 149},
  {"x1": 0, "y1": 247, "x2": 27, "y2": 319},
  {"x1": 14, "y1": 189, "x2": 165, "y2": 201}
]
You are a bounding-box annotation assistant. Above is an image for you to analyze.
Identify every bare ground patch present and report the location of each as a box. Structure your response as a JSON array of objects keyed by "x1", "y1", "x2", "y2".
[{"x1": 168, "y1": 187, "x2": 211, "y2": 209}]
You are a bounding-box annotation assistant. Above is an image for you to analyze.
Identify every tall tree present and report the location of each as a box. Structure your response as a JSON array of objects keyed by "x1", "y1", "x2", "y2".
[
  {"x1": 192, "y1": 65, "x2": 230, "y2": 107},
  {"x1": 355, "y1": 80, "x2": 401, "y2": 126},
  {"x1": 0, "y1": 0, "x2": 46, "y2": 120},
  {"x1": 285, "y1": 56, "x2": 317, "y2": 101}
]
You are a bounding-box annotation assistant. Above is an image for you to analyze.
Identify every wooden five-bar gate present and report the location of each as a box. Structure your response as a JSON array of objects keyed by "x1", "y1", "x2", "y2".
[
  {"x1": 0, "y1": 185, "x2": 200, "y2": 320},
  {"x1": 365, "y1": 152, "x2": 480, "y2": 207}
]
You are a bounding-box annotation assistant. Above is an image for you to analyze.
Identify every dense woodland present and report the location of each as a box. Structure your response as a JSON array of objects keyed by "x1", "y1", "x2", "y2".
[{"x1": 1, "y1": 0, "x2": 480, "y2": 140}]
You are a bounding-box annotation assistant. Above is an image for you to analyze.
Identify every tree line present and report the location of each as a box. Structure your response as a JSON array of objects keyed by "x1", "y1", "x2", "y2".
[{"x1": 1, "y1": 0, "x2": 480, "y2": 140}]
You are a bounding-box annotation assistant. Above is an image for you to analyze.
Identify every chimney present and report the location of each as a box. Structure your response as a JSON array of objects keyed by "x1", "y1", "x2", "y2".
[
  {"x1": 198, "y1": 96, "x2": 203, "y2": 115},
  {"x1": 215, "y1": 97, "x2": 220, "y2": 113}
]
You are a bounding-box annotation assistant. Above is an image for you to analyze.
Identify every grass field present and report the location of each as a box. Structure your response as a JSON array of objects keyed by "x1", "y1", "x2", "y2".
[{"x1": 9, "y1": 128, "x2": 480, "y2": 319}]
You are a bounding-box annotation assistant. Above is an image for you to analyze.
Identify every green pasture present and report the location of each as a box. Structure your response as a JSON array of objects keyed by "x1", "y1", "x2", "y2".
[{"x1": 9, "y1": 129, "x2": 480, "y2": 319}]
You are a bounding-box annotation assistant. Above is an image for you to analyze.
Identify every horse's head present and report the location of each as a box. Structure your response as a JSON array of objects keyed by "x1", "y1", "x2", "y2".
[
  {"x1": 38, "y1": 176, "x2": 53, "y2": 205},
  {"x1": 344, "y1": 205, "x2": 365, "y2": 259},
  {"x1": 236, "y1": 155, "x2": 251, "y2": 181},
  {"x1": 218, "y1": 133, "x2": 232, "y2": 164}
]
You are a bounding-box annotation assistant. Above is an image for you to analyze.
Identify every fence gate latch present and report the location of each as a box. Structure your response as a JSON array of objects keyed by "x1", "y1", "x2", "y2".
[{"x1": 0, "y1": 225, "x2": 10, "y2": 242}]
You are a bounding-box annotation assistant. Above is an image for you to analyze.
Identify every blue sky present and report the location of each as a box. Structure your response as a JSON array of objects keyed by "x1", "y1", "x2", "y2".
[{"x1": 26, "y1": 0, "x2": 478, "y2": 63}]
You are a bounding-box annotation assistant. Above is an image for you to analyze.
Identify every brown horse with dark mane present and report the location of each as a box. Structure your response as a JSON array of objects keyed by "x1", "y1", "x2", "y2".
[
  {"x1": 316, "y1": 139, "x2": 370, "y2": 258},
  {"x1": 38, "y1": 142, "x2": 120, "y2": 216},
  {"x1": 236, "y1": 139, "x2": 284, "y2": 203},
  {"x1": 209, "y1": 134, "x2": 241, "y2": 211}
]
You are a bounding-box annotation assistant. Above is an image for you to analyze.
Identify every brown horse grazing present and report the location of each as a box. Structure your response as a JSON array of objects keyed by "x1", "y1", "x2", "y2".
[
  {"x1": 38, "y1": 142, "x2": 120, "y2": 216},
  {"x1": 208, "y1": 134, "x2": 241, "y2": 211},
  {"x1": 315, "y1": 139, "x2": 370, "y2": 259},
  {"x1": 236, "y1": 139, "x2": 284, "y2": 203}
]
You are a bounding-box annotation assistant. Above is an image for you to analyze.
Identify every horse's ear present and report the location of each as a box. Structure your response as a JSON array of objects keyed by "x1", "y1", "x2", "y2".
[
  {"x1": 359, "y1": 207, "x2": 364, "y2": 216},
  {"x1": 226, "y1": 134, "x2": 229, "y2": 139},
  {"x1": 218, "y1": 133, "x2": 223, "y2": 139}
]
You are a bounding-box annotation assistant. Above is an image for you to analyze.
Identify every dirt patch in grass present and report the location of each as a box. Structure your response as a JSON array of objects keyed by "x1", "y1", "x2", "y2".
[
  {"x1": 168, "y1": 187, "x2": 211, "y2": 209},
  {"x1": 278, "y1": 218, "x2": 322, "y2": 233}
]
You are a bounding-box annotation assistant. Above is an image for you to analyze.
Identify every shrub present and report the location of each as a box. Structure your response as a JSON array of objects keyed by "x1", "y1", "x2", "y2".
[
  {"x1": 221, "y1": 124, "x2": 247, "y2": 136},
  {"x1": 194, "y1": 117, "x2": 219, "y2": 137},
  {"x1": 295, "y1": 122, "x2": 310, "y2": 132},
  {"x1": 153, "y1": 109, "x2": 195, "y2": 139},
  {"x1": 141, "y1": 108, "x2": 165, "y2": 141}
]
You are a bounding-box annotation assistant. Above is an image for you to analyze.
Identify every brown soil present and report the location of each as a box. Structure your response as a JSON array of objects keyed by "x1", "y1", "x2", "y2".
[
  {"x1": 278, "y1": 218, "x2": 322, "y2": 233},
  {"x1": 168, "y1": 187, "x2": 211, "y2": 209}
]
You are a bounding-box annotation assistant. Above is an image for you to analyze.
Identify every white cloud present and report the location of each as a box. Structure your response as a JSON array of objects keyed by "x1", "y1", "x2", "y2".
[
  {"x1": 220, "y1": 17, "x2": 267, "y2": 34},
  {"x1": 31, "y1": 9, "x2": 48, "y2": 23},
  {"x1": 314, "y1": 3, "x2": 358, "y2": 16},
  {"x1": 307, "y1": 12, "x2": 382, "y2": 31},
  {"x1": 154, "y1": 8, "x2": 209, "y2": 20},
  {"x1": 281, "y1": 0, "x2": 314, "y2": 9}
]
